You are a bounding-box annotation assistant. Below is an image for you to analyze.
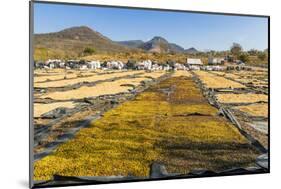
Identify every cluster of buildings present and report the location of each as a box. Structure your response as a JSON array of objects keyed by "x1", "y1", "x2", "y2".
[
  {"x1": 34, "y1": 59, "x2": 183, "y2": 71},
  {"x1": 186, "y1": 56, "x2": 244, "y2": 71},
  {"x1": 135, "y1": 60, "x2": 183, "y2": 71},
  {"x1": 35, "y1": 60, "x2": 114, "y2": 70},
  {"x1": 186, "y1": 58, "x2": 224, "y2": 70},
  {"x1": 35, "y1": 56, "x2": 244, "y2": 71}
]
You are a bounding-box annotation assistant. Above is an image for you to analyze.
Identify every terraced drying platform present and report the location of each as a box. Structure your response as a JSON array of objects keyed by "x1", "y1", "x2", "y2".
[
  {"x1": 193, "y1": 69, "x2": 269, "y2": 149},
  {"x1": 34, "y1": 75, "x2": 260, "y2": 181},
  {"x1": 194, "y1": 70, "x2": 246, "y2": 89},
  {"x1": 34, "y1": 70, "x2": 144, "y2": 88}
]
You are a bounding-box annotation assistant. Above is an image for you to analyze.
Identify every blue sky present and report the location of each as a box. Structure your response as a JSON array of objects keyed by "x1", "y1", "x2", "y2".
[{"x1": 34, "y1": 2, "x2": 268, "y2": 51}]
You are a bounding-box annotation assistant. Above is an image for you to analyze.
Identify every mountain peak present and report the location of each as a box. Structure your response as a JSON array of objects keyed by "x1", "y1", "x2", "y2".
[
  {"x1": 53, "y1": 26, "x2": 113, "y2": 41},
  {"x1": 34, "y1": 26, "x2": 132, "y2": 59},
  {"x1": 58, "y1": 26, "x2": 96, "y2": 37},
  {"x1": 185, "y1": 47, "x2": 199, "y2": 54},
  {"x1": 60, "y1": 26, "x2": 94, "y2": 33},
  {"x1": 150, "y1": 36, "x2": 168, "y2": 43},
  {"x1": 63, "y1": 26, "x2": 93, "y2": 31},
  {"x1": 117, "y1": 40, "x2": 145, "y2": 48},
  {"x1": 188, "y1": 47, "x2": 197, "y2": 50},
  {"x1": 138, "y1": 36, "x2": 184, "y2": 53}
]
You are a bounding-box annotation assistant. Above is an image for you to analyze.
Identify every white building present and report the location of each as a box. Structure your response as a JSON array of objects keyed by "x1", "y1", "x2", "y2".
[
  {"x1": 49, "y1": 63, "x2": 55, "y2": 69},
  {"x1": 208, "y1": 58, "x2": 224, "y2": 65},
  {"x1": 174, "y1": 63, "x2": 186, "y2": 70},
  {"x1": 163, "y1": 64, "x2": 170, "y2": 71},
  {"x1": 46, "y1": 59, "x2": 62, "y2": 64},
  {"x1": 187, "y1": 58, "x2": 202, "y2": 65},
  {"x1": 79, "y1": 65, "x2": 88, "y2": 70},
  {"x1": 59, "y1": 62, "x2": 65, "y2": 68},
  {"x1": 66, "y1": 60, "x2": 80, "y2": 69},
  {"x1": 204, "y1": 65, "x2": 225, "y2": 71},
  {"x1": 107, "y1": 61, "x2": 124, "y2": 70},
  {"x1": 45, "y1": 59, "x2": 62, "y2": 69},
  {"x1": 151, "y1": 64, "x2": 162, "y2": 71},
  {"x1": 136, "y1": 60, "x2": 152, "y2": 70},
  {"x1": 87, "y1": 61, "x2": 101, "y2": 70},
  {"x1": 186, "y1": 58, "x2": 203, "y2": 70}
]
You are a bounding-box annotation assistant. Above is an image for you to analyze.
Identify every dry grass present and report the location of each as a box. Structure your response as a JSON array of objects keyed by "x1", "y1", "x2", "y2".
[
  {"x1": 34, "y1": 102, "x2": 75, "y2": 117},
  {"x1": 216, "y1": 93, "x2": 268, "y2": 104},
  {"x1": 235, "y1": 103, "x2": 268, "y2": 117},
  {"x1": 34, "y1": 77, "x2": 259, "y2": 181},
  {"x1": 194, "y1": 71, "x2": 246, "y2": 89},
  {"x1": 34, "y1": 71, "x2": 144, "y2": 88}
]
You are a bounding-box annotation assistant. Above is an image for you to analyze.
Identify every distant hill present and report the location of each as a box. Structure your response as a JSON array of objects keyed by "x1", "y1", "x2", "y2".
[
  {"x1": 117, "y1": 40, "x2": 145, "y2": 48},
  {"x1": 169, "y1": 43, "x2": 185, "y2": 53},
  {"x1": 185, "y1": 47, "x2": 199, "y2": 54},
  {"x1": 118, "y1": 37, "x2": 186, "y2": 53},
  {"x1": 138, "y1": 36, "x2": 185, "y2": 53},
  {"x1": 34, "y1": 25, "x2": 199, "y2": 60},
  {"x1": 34, "y1": 26, "x2": 135, "y2": 60}
]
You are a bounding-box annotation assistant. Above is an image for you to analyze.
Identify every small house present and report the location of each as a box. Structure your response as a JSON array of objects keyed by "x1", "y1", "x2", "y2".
[
  {"x1": 66, "y1": 60, "x2": 80, "y2": 69},
  {"x1": 174, "y1": 63, "x2": 186, "y2": 70},
  {"x1": 151, "y1": 64, "x2": 162, "y2": 71},
  {"x1": 35, "y1": 61, "x2": 45, "y2": 69},
  {"x1": 59, "y1": 62, "x2": 65, "y2": 68},
  {"x1": 186, "y1": 58, "x2": 203, "y2": 70},
  {"x1": 208, "y1": 58, "x2": 224, "y2": 65},
  {"x1": 87, "y1": 61, "x2": 101, "y2": 70},
  {"x1": 203, "y1": 65, "x2": 225, "y2": 71},
  {"x1": 79, "y1": 64, "x2": 88, "y2": 70},
  {"x1": 107, "y1": 61, "x2": 124, "y2": 70},
  {"x1": 163, "y1": 64, "x2": 170, "y2": 71},
  {"x1": 136, "y1": 60, "x2": 152, "y2": 70}
]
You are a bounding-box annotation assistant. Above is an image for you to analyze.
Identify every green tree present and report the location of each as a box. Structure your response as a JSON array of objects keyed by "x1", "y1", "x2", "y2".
[
  {"x1": 258, "y1": 52, "x2": 267, "y2": 61},
  {"x1": 126, "y1": 59, "x2": 137, "y2": 69},
  {"x1": 248, "y1": 49, "x2": 258, "y2": 55},
  {"x1": 230, "y1": 43, "x2": 243, "y2": 57},
  {"x1": 239, "y1": 53, "x2": 249, "y2": 63},
  {"x1": 83, "y1": 47, "x2": 95, "y2": 55}
]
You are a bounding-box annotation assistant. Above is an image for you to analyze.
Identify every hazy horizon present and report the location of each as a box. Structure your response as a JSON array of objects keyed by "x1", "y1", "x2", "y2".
[{"x1": 34, "y1": 2, "x2": 268, "y2": 51}]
